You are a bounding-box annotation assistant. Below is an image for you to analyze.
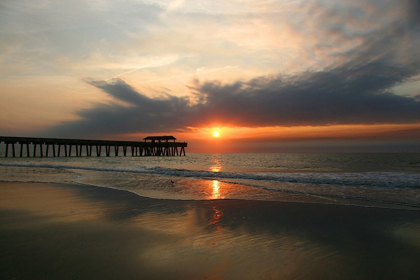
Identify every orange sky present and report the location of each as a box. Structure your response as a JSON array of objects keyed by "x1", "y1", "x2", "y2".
[
  {"x1": 1, "y1": 0, "x2": 420, "y2": 152},
  {"x1": 119, "y1": 123, "x2": 420, "y2": 153}
]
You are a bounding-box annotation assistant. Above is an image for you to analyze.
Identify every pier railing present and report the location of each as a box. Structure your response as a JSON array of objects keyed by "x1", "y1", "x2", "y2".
[{"x1": 0, "y1": 136, "x2": 187, "y2": 157}]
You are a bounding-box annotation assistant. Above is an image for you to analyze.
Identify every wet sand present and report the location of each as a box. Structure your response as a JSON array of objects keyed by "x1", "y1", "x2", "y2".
[{"x1": 1, "y1": 181, "x2": 420, "y2": 279}]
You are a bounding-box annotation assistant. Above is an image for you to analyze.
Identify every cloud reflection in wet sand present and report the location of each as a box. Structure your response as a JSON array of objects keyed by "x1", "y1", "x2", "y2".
[{"x1": 2, "y1": 182, "x2": 420, "y2": 279}]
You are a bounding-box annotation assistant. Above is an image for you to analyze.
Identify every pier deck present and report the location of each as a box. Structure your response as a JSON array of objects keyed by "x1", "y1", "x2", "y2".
[{"x1": 0, "y1": 136, "x2": 187, "y2": 157}]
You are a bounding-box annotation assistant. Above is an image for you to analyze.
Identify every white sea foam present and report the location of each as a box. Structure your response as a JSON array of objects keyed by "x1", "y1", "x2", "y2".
[{"x1": 1, "y1": 162, "x2": 419, "y2": 188}]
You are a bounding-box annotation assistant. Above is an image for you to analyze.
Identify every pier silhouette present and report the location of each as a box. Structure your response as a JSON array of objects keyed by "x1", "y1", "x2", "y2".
[{"x1": 0, "y1": 136, "x2": 187, "y2": 157}]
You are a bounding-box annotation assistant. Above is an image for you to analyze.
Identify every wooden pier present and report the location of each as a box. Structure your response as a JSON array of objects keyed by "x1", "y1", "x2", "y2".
[{"x1": 0, "y1": 136, "x2": 187, "y2": 157}]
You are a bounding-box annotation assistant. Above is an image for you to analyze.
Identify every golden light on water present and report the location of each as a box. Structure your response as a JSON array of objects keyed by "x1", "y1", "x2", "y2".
[{"x1": 211, "y1": 180, "x2": 221, "y2": 199}]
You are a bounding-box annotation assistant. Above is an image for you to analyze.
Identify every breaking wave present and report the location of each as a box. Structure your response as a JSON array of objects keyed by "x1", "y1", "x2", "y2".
[{"x1": 1, "y1": 162, "x2": 419, "y2": 189}]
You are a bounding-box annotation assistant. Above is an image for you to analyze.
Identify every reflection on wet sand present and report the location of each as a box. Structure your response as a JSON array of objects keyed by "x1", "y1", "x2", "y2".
[
  {"x1": 209, "y1": 205, "x2": 223, "y2": 232},
  {"x1": 2, "y1": 182, "x2": 420, "y2": 279}
]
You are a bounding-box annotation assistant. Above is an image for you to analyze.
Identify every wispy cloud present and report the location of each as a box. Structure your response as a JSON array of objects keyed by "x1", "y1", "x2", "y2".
[{"x1": 105, "y1": 56, "x2": 180, "y2": 81}]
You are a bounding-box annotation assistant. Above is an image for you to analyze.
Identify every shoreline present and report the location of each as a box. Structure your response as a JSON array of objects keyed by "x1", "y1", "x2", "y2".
[
  {"x1": 1, "y1": 161, "x2": 420, "y2": 211},
  {"x1": 1, "y1": 178, "x2": 419, "y2": 211},
  {"x1": 2, "y1": 181, "x2": 420, "y2": 279}
]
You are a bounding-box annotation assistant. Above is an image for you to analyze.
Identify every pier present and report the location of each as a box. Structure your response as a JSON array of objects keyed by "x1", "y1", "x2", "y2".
[{"x1": 0, "y1": 136, "x2": 187, "y2": 157}]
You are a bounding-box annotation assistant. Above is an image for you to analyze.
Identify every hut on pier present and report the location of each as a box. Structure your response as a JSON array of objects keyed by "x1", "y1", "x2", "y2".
[{"x1": 144, "y1": 136, "x2": 176, "y2": 143}]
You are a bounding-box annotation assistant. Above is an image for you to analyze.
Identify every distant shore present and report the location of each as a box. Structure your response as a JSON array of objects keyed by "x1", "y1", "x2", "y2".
[{"x1": 1, "y1": 181, "x2": 420, "y2": 279}]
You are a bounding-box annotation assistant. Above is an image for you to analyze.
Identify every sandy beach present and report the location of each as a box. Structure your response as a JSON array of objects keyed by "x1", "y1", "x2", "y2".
[{"x1": 1, "y1": 181, "x2": 420, "y2": 279}]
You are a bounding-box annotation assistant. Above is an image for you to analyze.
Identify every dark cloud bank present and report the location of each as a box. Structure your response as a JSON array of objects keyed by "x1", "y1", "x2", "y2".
[{"x1": 45, "y1": 1, "x2": 420, "y2": 138}]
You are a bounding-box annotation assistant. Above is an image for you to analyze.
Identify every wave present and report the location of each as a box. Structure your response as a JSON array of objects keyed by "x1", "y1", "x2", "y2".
[{"x1": 1, "y1": 162, "x2": 419, "y2": 189}]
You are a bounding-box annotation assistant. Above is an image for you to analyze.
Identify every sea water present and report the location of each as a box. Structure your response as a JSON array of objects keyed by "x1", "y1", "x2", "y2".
[{"x1": 0, "y1": 153, "x2": 420, "y2": 209}]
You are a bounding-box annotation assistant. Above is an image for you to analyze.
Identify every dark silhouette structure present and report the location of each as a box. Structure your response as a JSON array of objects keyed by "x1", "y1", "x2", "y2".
[
  {"x1": 0, "y1": 136, "x2": 187, "y2": 157},
  {"x1": 144, "y1": 136, "x2": 176, "y2": 143}
]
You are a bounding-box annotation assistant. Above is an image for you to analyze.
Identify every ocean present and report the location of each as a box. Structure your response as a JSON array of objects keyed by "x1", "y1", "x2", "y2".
[
  {"x1": 2, "y1": 152, "x2": 420, "y2": 279},
  {"x1": 1, "y1": 153, "x2": 420, "y2": 209}
]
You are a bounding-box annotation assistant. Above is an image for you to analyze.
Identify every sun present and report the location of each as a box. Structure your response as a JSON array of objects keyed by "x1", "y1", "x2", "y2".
[{"x1": 213, "y1": 131, "x2": 220, "y2": 137}]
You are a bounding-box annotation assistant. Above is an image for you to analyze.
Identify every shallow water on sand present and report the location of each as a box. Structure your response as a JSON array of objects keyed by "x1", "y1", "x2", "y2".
[{"x1": 2, "y1": 182, "x2": 420, "y2": 279}]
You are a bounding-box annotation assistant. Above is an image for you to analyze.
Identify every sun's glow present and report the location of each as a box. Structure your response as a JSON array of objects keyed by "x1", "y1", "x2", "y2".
[{"x1": 213, "y1": 131, "x2": 220, "y2": 137}]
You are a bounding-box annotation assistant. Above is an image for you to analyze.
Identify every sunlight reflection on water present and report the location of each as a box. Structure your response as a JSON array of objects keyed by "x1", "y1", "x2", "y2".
[{"x1": 211, "y1": 180, "x2": 221, "y2": 199}]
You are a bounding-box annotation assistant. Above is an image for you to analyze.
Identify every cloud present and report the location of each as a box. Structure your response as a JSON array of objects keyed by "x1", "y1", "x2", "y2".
[
  {"x1": 407, "y1": 0, "x2": 420, "y2": 26},
  {"x1": 44, "y1": 79, "x2": 192, "y2": 137},
  {"x1": 45, "y1": 58, "x2": 420, "y2": 137},
  {"x1": 43, "y1": 0, "x2": 420, "y2": 138},
  {"x1": 0, "y1": 0, "x2": 163, "y2": 78},
  {"x1": 190, "y1": 66, "x2": 420, "y2": 127}
]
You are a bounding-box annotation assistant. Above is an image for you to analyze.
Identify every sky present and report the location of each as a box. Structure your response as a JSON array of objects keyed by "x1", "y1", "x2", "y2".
[{"x1": 1, "y1": 0, "x2": 420, "y2": 152}]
